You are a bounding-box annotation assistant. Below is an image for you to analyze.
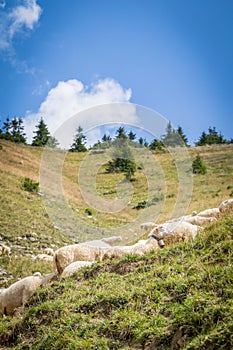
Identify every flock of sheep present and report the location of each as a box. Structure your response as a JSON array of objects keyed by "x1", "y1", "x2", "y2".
[{"x1": 0, "y1": 198, "x2": 232, "y2": 317}]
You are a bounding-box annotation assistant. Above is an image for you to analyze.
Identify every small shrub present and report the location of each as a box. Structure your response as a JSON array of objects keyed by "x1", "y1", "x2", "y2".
[
  {"x1": 85, "y1": 208, "x2": 93, "y2": 216},
  {"x1": 21, "y1": 177, "x2": 39, "y2": 193},
  {"x1": 133, "y1": 201, "x2": 147, "y2": 210},
  {"x1": 192, "y1": 155, "x2": 206, "y2": 174}
]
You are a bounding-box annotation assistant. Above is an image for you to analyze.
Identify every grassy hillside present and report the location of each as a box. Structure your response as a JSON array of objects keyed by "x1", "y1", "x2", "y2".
[
  {"x1": 0, "y1": 140, "x2": 233, "y2": 348},
  {"x1": 0, "y1": 215, "x2": 232, "y2": 349},
  {"x1": 0, "y1": 140, "x2": 233, "y2": 283}
]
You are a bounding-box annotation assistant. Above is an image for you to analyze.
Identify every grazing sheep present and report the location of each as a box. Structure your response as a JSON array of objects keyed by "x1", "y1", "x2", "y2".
[
  {"x1": 197, "y1": 208, "x2": 220, "y2": 218},
  {"x1": 150, "y1": 220, "x2": 201, "y2": 244},
  {"x1": 101, "y1": 234, "x2": 165, "y2": 261},
  {"x1": 61, "y1": 261, "x2": 94, "y2": 278},
  {"x1": 0, "y1": 244, "x2": 11, "y2": 256},
  {"x1": 182, "y1": 215, "x2": 217, "y2": 226},
  {"x1": 54, "y1": 234, "x2": 164, "y2": 274},
  {"x1": 219, "y1": 199, "x2": 233, "y2": 213},
  {"x1": 54, "y1": 245, "x2": 109, "y2": 274},
  {"x1": 43, "y1": 248, "x2": 54, "y2": 256},
  {"x1": 140, "y1": 222, "x2": 156, "y2": 231},
  {"x1": 32, "y1": 254, "x2": 54, "y2": 262},
  {"x1": 0, "y1": 272, "x2": 57, "y2": 316}
]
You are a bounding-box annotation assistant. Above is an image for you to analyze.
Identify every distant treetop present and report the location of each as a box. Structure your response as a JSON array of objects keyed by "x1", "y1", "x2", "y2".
[{"x1": 196, "y1": 127, "x2": 226, "y2": 146}]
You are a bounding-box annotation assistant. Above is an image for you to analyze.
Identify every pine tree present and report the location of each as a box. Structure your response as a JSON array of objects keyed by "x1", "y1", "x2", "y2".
[
  {"x1": 138, "y1": 137, "x2": 144, "y2": 146},
  {"x1": 47, "y1": 136, "x2": 59, "y2": 148},
  {"x1": 149, "y1": 138, "x2": 165, "y2": 152},
  {"x1": 11, "y1": 117, "x2": 27, "y2": 143},
  {"x1": 3, "y1": 117, "x2": 12, "y2": 140},
  {"x1": 192, "y1": 155, "x2": 206, "y2": 174},
  {"x1": 106, "y1": 128, "x2": 137, "y2": 179},
  {"x1": 102, "y1": 134, "x2": 111, "y2": 142},
  {"x1": 162, "y1": 122, "x2": 183, "y2": 147},
  {"x1": 32, "y1": 118, "x2": 51, "y2": 146},
  {"x1": 116, "y1": 126, "x2": 128, "y2": 139},
  {"x1": 196, "y1": 127, "x2": 226, "y2": 146},
  {"x1": 128, "y1": 130, "x2": 136, "y2": 141},
  {"x1": 177, "y1": 126, "x2": 189, "y2": 146},
  {"x1": 70, "y1": 126, "x2": 87, "y2": 152}
]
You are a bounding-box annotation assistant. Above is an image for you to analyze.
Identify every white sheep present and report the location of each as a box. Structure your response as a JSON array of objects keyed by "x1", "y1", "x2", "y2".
[
  {"x1": 101, "y1": 235, "x2": 164, "y2": 261},
  {"x1": 150, "y1": 220, "x2": 201, "y2": 244},
  {"x1": 0, "y1": 272, "x2": 56, "y2": 316},
  {"x1": 182, "y1": 215, "x2": 217, "y2": 226},
  {"x1": 197, "y1": 208, "x2": 220, "y2": 218},
  {"x1": 43, "y1": 247, "x2": 55, "y2": 256},
  {"x1": 0, "y1": 244, "x2": 11, "y2": 256},
  {"x1": 32, "y1": 254, "x2": 53, "y2": 262},
  {"x1": 140, "y1": 222, "x2": 156, "y2": 231},
  {"x1": 61, "y1": 261, "x2": 94, "y2": 278},
  {"x1": 54, "y1": 234, "x2": 164, "y2": 275},
  {"x1": 219, "y1": 199, "x2": 233, "y2": 213},
  {"x1": 54, "y1": 245, "x2": 109, "y2": 275}
]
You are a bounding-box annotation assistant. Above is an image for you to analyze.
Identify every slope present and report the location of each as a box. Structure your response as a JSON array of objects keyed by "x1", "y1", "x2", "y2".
[{"x1": 0, "y1": 215, "x2": 232, "y2": 349}]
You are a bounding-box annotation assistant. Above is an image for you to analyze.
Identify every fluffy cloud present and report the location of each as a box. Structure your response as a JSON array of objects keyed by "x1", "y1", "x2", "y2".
[
  {"x1": 0, "y1": 0, "x2": 42, "y2": 69},
  {"x1": 24, "y1": 78, "x2": 136, "y2": 147},
  {"x1": 8, "y1": 0, "x2": 42, "y2": 38}
]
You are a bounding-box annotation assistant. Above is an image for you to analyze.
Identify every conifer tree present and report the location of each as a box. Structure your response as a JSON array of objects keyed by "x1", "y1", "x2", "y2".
[
  {"x1": 128, "y1": 130, "x2": 136, "y2": 141},
  {"x1": 11, "y1": 117, "x2": 27, "y2": 143},
  {"x1": 106, "y1": 127, "x2": 137, "y2": 179},
  {"x1": 139, "y1": 137, "x2": 144, "y2": 146},
  {"x1": 32, "y1": 118, "x2": 52, "y2": 146},
  {"x1": 149, "y1": 138, "x2": 165, "y2": 152},
  {"x1": 192, "y1": 155, "x2": 206, "y2": 174},
  {"x1": 115, "y1": 126, "x2": 128, "y2": 139},
  {"x1": 177, "y1": 126, "x2": 189, "y2": 146},
  {"x1": 196, "y1": 127, "x2": 226, "y2": 146},
  {"x1": 162, "y1": 122, "x2": 180, "y2": 147},
  {"x1": 3, "y1": 117, "x2": 11, "y2": 140},
  {"x1": 70, "y1": 126, "x2": 87, "y2": 152}
]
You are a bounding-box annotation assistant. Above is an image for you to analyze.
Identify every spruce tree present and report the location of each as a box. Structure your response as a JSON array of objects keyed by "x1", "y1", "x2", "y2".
[
  {"x1": 192, "y1": 155, "x2": 206, "y2": 174},
  {"x1": 70, "y1": 126, "x2": 87, "y2": 152},
  {"x1": 196, "y1": 127, "x2": 226, "y2": 146},
  {"x1": 32, "y1": 118, "x2": 51, "y2": 146},
  {"x1": 139, "y1": 137, "x2": 144, "y2": 146},
  {"x1": 149, "y1": 138, "x2": 165, "y2": 152},
  {"x1": 115, "y1": 126, "x2": 127, "y2": 139},
  {"x1": 177, "y1": 126, "x2": 189, "y2": 146},
  {"x1": 11, "y1": 117, "x2": 27, "y2": 143},
  {"x1": 3, "y1": 117, "x2": 11, "y2": 140},
  {"x1": 106, "y1": 127, "x2": 137, "y2": 179},
  {"x1": 162, "y1": 122, "x2": 183, "y2": 147},
  {"x1": 128, "y1": 130, "x2": 136, "y2": 141}
]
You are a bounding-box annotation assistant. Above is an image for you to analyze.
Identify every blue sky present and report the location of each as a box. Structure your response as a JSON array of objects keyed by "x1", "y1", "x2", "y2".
[{"x1": 0, "y1": 0, "x2": 232, "y2": 145}]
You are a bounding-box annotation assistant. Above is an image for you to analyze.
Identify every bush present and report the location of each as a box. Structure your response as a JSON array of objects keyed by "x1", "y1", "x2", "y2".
[
  {"x1": 85, "y1": 208, "x2": 93, "y2": 216},
  {"x1": 192, "y1": 155, "x2": 206, "y2": 174},
  {"x1": 21, "y1": 177, "x2": 39, "y2": 193},
  {"x1": 133, "y1": 201, "x2": 147, "y2": 210}
]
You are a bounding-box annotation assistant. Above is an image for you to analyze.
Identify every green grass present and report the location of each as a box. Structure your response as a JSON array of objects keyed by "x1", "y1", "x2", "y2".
[
  {"x1": 0, "y1": 140, "x2": 233, "y2": 349},
  {"x1": 0, "y1": 215, "x2": 232, "y2": 349}
]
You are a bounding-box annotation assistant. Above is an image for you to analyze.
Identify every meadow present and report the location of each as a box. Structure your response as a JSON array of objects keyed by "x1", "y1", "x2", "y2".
[{"x1": 0, "y1": 139, "x2": 232, "y2": 349}]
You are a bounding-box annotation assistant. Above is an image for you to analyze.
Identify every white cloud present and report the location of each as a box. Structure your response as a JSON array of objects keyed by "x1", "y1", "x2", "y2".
[
  {"x1": 8, "y1": 0, "x2": 42, "y2": 38},
  {"x1": 0, "y1": 0, "x2": 42, "y2": 70},
  {"x1": 24, "y1": 78, "x2": 136, "y2": 147}
]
